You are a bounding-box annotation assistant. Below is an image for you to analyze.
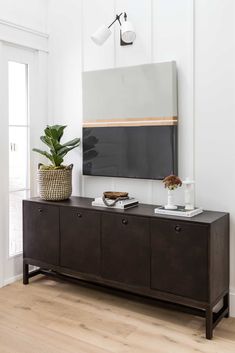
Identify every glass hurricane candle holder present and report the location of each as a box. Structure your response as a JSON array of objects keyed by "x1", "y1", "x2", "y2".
[{"x1": 183, "y1": 178, "x2": 195, "y2": 210}]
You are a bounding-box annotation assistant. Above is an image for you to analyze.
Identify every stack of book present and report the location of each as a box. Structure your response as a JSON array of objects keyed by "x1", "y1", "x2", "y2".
[
  {"x1": 92, "y1": 197, "x2": 139, "y2": 209},
  {"x1": 154, "y1": 206, "x2": 203, "y2": 218}
]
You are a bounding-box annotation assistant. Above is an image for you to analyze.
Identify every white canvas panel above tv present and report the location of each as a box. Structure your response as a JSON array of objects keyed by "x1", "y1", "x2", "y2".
[{"x1": 82, "y1": 61, "x2": 177, "y2": 124}]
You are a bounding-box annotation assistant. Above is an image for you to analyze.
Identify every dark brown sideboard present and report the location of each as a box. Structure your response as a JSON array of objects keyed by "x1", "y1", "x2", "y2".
[{"x1": 23, "y1": 197, "x2": 229, "y2": 339}]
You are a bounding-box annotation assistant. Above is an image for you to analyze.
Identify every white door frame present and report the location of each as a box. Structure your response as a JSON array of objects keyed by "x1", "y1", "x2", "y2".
[{"x1": 0, "y1": 41, "x2": 48, "y2": 287}]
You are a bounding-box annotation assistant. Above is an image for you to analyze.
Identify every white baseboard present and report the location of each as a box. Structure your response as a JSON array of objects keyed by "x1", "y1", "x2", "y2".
[
  {"x1": 230, "y1": 291, "x2": 235, "y2": 317},
  {"x1": 3, "y1": 273, "x2": 23, "y2": 286},
  {"x1": 3, "y1": 266, "x2": 37, "y2": 287}
]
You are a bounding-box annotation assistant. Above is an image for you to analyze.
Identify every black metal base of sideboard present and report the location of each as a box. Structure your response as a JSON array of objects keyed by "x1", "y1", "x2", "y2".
[
  {"x1": 23, "y1": 262, "x2": 229, "y2": 340},
  {"x1": 205, "y1": 294, "x2": 229, "y2": 339}
]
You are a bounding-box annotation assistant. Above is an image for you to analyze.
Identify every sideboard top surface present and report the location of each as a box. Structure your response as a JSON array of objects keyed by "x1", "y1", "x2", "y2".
[{"x1": 24, "y1": 197, "x2": 228, "y2": 225}]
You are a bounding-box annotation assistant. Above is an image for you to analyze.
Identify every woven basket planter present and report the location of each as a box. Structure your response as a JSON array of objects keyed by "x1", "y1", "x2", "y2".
[{"x1": 38, "y1": 164, "x2": 73, "y2": 201}]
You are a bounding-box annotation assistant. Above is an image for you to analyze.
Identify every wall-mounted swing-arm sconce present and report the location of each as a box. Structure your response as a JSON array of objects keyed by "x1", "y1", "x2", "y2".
[{"x1": 91, "y1": 12, "x2": 136, "y2": 46}]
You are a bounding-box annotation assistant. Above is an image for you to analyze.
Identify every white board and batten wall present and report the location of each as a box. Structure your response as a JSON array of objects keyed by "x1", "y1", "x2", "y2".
[
  {"x1": 1, "y1": 0, "x2": 234, "y2": 316},
  {"x1": 49, "y1": 0, "x2": 235, "y2": 316},
  {"x1": 81, "y1": 0, "x2": 194, "y2": 204}
]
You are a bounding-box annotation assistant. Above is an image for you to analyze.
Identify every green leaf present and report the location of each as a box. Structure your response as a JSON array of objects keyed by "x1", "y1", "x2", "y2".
[
  {"x1": 41, "y1": 135, "x2": 63, "y2": 153},
  {"x1": 51, "y1": 153, "x2": 63, "y2": 167},
  {"x1": 57, "y1": 146, "x2": 69, "y2": 157},
  {"x1": 57, "y1": 125, "x2": 67, "y2": 142},
  {"x1": 57, "y1": 144, "x2": 80, "y2": 157},
  {"x1": 44, "y1": 125, "x2": 67, "y2": 142},
  {"x1": 32, "y1": 148, "x2": 54, "y2": 164},
  {"x1": 40, "y1": 136, "x2": 53, "y2": 148},
  {"x1": 61, "y1": 138, "x2": 80, "y2": 148}
]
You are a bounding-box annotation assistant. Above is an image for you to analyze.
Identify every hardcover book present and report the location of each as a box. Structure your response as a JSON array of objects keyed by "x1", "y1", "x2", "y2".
[
  {"x1": 154, "y1": 206, "x2": 203, "y2": 218},
  {"x1": 92, "y1": 197, "x2": 139, "y2": 209}
]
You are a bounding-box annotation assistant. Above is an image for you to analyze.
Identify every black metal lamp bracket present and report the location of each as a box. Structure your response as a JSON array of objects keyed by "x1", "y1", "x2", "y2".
[{"x1": 108, "y1": 12, "x2": 133, "y2": 46}]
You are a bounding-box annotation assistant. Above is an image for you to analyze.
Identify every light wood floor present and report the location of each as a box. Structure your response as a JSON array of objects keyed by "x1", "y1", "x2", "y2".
[{"x1": 0, "y1": 276, "x2": 235, "y2": 353}]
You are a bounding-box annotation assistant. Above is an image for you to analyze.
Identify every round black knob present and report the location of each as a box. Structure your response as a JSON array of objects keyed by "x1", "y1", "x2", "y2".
[
  {"x1": 77, "y1": 213, "x2": 82, "y2": 218},
  {"x1": 38, "y1": 208, "x2": 43, "y2": 213},
  {"x1": 122, "y1": 218, "x2": 128, "y2": 225},
  {"x1": 175, "y1": 225, "x2": 182, "y2": 233}
]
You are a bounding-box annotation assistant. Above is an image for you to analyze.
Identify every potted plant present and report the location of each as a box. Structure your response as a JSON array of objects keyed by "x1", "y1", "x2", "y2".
[
  {"x1": 33, "y1": 125, "x2": 80, "y2": 201},
  {"x1": 163, "y1": 174, "x2": 182, "y2": 210}
]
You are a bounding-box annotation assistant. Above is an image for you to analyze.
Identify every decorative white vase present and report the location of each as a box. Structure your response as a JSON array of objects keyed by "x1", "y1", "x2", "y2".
[{"x1": 165, "y1": 189, "x2": 177, "y2": 210}]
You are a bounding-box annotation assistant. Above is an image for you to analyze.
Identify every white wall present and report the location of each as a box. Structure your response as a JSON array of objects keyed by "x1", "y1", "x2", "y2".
[
  {"x1": 194, "y1": 0, "x2": 235, "y2": 312},
  {"x1": 47, "y1": 0, "x2": 83, "y2": 195},
  {"x1": 0, "y1": 0, "x2": 48, "y2": 33},
  {"x1": 47, "y1": 0, "x2": 235, "y2": 313}
]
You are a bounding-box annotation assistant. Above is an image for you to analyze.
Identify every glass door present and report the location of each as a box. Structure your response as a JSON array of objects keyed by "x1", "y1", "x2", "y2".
[
  {"x1": 0, "y1": 44, "x2": 36, "y2": 285},
  {"x1": 9, "y1": 61, "x2": 30, "y2": 256}
]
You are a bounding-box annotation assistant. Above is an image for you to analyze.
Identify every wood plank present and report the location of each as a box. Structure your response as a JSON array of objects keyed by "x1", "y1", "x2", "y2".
[{"x1": 0, "y1": 276, "x2": 234, "y2": 353}]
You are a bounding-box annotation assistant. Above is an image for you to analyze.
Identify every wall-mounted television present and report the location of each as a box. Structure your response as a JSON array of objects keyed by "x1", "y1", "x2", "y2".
[{"x1": 82, "y1": 61, "x2": 178, "y2": 180}]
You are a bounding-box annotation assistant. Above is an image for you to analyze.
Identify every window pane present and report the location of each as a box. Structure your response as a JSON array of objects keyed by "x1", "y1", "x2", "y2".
[
  {"x1": 9, "y1": 190, "x2": 30, "y2": 256},
  {"x1": 8, "y1": 60, "x2": 30, "y2": 257},
  {"x1": 9, "y1": 126, "x2": 29, "y2": 192},
  {"x1": 8, "y1": 62, "x2": 28, "y2": 126}
]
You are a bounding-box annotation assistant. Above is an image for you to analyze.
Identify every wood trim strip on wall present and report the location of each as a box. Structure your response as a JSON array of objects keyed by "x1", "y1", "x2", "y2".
[{"x1": 83, "y1": 116, "x2": 178, "y2": 127}]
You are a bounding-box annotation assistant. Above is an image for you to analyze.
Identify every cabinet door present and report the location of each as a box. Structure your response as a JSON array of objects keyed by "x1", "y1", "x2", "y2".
[
  {"x1": 60, "y1": 207, "x2": 101, "y2": 276},
  {"x1": 151, "y1": 219, "x2": 208, "y2": 301},
  {"x1": 23, "y1": 202, "x2": 59, "y2": 265},
  {"x1": 102, "y1": 213, "x2": 149, "y2": 287}
]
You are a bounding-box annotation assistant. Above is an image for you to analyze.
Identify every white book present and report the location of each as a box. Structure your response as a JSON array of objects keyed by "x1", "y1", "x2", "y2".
[
  {"x1": 92, "y1": 198, "x2": 138, "y2": 209},
  {"x1": 94, "y1": 197, "x2": 138, "y2": 206},
  {"x1": 154, "y1": 206, "x2": 203, "y2": 218},
  {"x1": 116, "y1": 197, "x2": 137, "y2": 205}
]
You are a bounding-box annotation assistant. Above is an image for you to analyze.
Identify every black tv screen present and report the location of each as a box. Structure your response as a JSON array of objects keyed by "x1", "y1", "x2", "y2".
[{"x1": 83, "y1": 125, "x2": 177, "y2": 180}]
